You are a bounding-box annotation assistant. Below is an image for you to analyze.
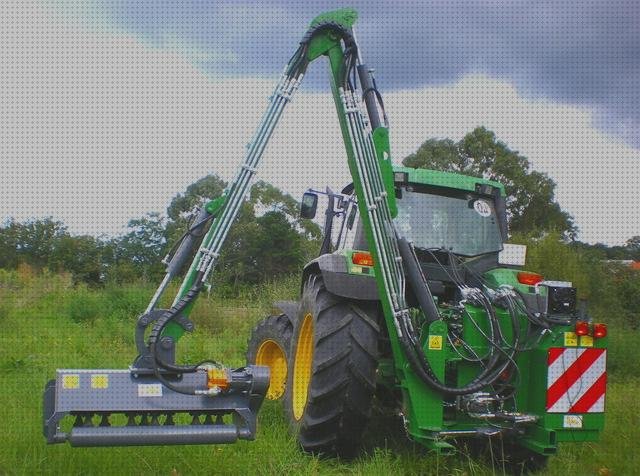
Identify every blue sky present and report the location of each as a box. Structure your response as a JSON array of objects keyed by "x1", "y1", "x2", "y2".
[
  {"x1": 92, "y1": 0, "x2": 640, "y2": 148},
  {"x1": 1, "y1": 1, "x2": 638, "y2": 245}
]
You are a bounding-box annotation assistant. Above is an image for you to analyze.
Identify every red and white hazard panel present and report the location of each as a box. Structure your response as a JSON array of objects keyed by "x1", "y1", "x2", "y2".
[{"x1": 546, "y1": 347, "x2": 607, "y2": 413}]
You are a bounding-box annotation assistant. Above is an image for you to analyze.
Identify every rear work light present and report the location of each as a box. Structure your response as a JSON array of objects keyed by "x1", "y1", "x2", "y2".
[
  {"x1": 352, "y1": 251, "x2": 374, "y2": 267},
  {"x1": 575, "y1": 321, "x2": 590, "y2": 336},
  {"x1": 517, "y1": 271, "x2": 544, "y2": 286},
  {"x1": 593, "y1": 323, "x2": 607, "y2": 339}
]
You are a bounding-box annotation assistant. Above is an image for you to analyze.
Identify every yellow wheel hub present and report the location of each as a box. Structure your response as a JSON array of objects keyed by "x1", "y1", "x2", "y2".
[
  {"x1": 292, "y1": 313, "x2": 314, "y2": 420},
  {"x1": 256, "y1": 339, "x2": 287, "y2": 400}
]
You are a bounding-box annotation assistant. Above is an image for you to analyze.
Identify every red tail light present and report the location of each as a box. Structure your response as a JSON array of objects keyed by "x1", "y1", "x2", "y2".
[
  {"x1": 517, "y1": 272, "x2": 544, "y2": 286},
  {"x1": 352, "y1": 252, "x2": 374, "y2": 267},
  {"x1": 593, "y1": 323, "x2": 607, "y2": 339},
  {"x1": 575, "y1": 321, "x2": 590, "y2": 336}
]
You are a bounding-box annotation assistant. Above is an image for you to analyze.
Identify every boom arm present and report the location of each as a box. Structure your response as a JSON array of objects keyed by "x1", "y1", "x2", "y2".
[
  {"x1": 147, "y1": 8, "x2": 458, "y2": 405},
  {"x1": 148, "y1": 8, "x2": 408, "y2": 362}
]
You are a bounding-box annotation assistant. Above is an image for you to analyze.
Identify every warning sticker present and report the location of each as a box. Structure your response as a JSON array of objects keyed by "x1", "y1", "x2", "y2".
[
  {"x1": 580, "y1": 335, "x2": 594, "y2": 347},
  {"x1": 564, "y1": 332, "x2": 578, "y2": 347},
  {"x1": 62, "y1": 374, "x2": 80, "y2": 389},
  {"x1": 91, "y1": 374, "x2": 109, "y2": 389},
  {"x1": 138, "y1": 384, "x2": 163, "y2": 397},
  {"x1": 547, "y1": 347, "x2": 607, "y2": 413},
  {"x1": 563, "y1": 415, "x2": 583, "y2": 428},
  {"x1": 473, "y1": 199, "x2": 492, "y2": 217},
  {"x1": 428, "y1": 335, "x2": 443, "y2": 350}
]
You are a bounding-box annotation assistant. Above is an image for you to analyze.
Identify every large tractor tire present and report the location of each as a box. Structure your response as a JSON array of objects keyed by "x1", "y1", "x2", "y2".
[
  {"x1": 285, "y1": 275, "x2": 380, "y2": 458},
  {"x1": 246, "y1": 314, "x2": 293, "y2": 400}
]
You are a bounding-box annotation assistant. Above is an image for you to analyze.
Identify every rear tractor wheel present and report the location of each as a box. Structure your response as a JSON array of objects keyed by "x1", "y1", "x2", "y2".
[
  {"x1": 285, "y1": 276, "x2": 380, "y2": 458},
  {"x1": 246, "y1": 314, "x2": 293, "y2": 400}
]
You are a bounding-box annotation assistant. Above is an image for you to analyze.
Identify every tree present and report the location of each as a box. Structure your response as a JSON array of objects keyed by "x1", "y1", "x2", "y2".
[
  {"x1": 249, "y1": 181, "x2": 321, "y2": 241},
  {"x1": 403, "y1": 127, "x2": 577, "y2": 239},
  {"x1": 0, "y1": 217, "x2": 105, "y2": 284},
  {"x1": 164, "y1": 174, "x2": 320, "y2": 291},
  {"x1": 253, "y1": 211, "x2": 307, "y2": 280},
  {"x1": 8, "y1": 218, "x2": 69, "y2": 268},
  {"x1": 50, "y1": 235, "x2": 103, "y2": 284},
  {"x1": 0, "y1": 176, "x2": 321, "y2": 289},
  {"x1": 0, "y1": 219, "x2": 20, "y2": 269},
  {"x1": 110, "y1": 213, "x2": 166, "y2": 282},
  {"x1": 165, "y1": 175, "x2": 227, "y2": 244},
  {"x1": 625, "y1": 236, "x2": 640, "y2": 260}
]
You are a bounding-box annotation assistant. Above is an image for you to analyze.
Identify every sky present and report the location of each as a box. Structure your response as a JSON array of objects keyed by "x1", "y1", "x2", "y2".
[{"x1": 0, "y1": 0, "x2": 638, "y2": 245}]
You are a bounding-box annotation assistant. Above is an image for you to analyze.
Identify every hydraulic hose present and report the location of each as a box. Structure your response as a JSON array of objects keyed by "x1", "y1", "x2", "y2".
[
  {"x1": 146, "y1": 275, "x2": 220, "y2": 395},
  {"x1": 165, "y1": 208, "x2": 213, "y2": 276},
  {"x1": 148, "y1": 277, "x2": 205, "y2": 374},
  {"x1": 397, "y1": 238, "x2": 441, "y2": 324},
  {"x1": 395, "y1": 239, "x2": 516, "y2": 395},
  {"x1": 397, "y1": 313, "x2": 507, "y2": 396}
]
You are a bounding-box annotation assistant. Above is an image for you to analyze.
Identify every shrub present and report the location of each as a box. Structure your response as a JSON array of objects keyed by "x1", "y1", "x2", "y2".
[
  {"x1": 65, "y1": 286, "x2": 104, "y2": 322},
  {"x1": 511, "y1": 233, "x2": 639, "y2": 328}
]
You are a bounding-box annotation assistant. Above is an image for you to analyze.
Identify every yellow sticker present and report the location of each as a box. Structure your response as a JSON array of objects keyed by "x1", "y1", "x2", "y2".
[
  {"x1": 62, "y1": 374, "x2": 80, "y2": 389},
  {"x1": 564, "y1": 332, "x2": 578, "y2": 347},
  {"x1": 91, "y1": 374, "x2": 109, "y2": 389},
  {"x1": 580, "y1": 335, "x2": 594, "y2": 347},
  {"x1": 563, "y1": 415, "x2": 583, "y2": 428},
  {"x1": 428, "y1": 335, "x2": 443, "y2": 350}
]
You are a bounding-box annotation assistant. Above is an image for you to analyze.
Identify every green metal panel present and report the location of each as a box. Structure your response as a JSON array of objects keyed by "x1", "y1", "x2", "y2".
[
  {"x1": 483, "y1": 267, "x2": 547, "y2": 295},
  {"x1": 307, "y1": 9, "x2": 358, "y2": 61},
  {"x1": 393, "y1": 165, "x2": 506, "y2": 196},
  {"x1": 309, "y1": 8, "x2": 358, "y2": 29},
  {"x1": 518, "y1": 327, "x2": 607, "y2": 452},
  {"x1": 373, "y1": 128, "x2": 397, "y2": 217}
]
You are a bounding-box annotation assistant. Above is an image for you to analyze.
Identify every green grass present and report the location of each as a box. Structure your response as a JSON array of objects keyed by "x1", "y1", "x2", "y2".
[{"x1": 0, "y1": 275, "x2": 638, "y2": 475}]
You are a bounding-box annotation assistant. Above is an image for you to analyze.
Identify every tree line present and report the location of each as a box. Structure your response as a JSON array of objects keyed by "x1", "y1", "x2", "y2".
[
  {"x1": 1, "y1": 128, "x2": 637, "y2": 289},
  {"x1": 0, "y1": 176, "x2": 321, "y2": 289}
]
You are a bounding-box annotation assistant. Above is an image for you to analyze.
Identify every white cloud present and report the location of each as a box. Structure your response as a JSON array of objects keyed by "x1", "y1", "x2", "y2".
[
  {"x1": 386, "y1": 78, "x2": 640, "y2": 245},
  {"x1": 1, "y1": 1, "x2": 638, "y2": 245}
]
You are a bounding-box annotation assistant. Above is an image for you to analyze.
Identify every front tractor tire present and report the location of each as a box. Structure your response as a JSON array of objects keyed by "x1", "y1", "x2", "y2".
[
  {"x1": 285, "y1": 276, "x2": 380, "y2": 458},
  {"x1": 246, "y1": 314, "x2": 293, "y2": 400}
]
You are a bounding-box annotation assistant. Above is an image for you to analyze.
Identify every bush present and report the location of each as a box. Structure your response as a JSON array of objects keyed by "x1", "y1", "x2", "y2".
[
  {"x1": 608, "y1": 265, "x2": 640, "y2": 329},
  {"x1": 103, "y1": 284, "x2": 153, "y2": 320},
  {"x1": 514, "y1": 233, "x2": 603, "y2": 300},
  {"x1": 0, "y1": 268, "x2": 19, "y2": 289},
  {"x1": 511, "y1": 233, "x2": 639, "y2": 329},
  {"x1": 65, "y1": 286, "x2": 104, "y2": 322}
]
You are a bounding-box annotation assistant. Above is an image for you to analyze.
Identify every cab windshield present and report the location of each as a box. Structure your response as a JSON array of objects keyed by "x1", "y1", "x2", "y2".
[{"x1": 395, "y1": 186, "x2": 503, "y2": 257}]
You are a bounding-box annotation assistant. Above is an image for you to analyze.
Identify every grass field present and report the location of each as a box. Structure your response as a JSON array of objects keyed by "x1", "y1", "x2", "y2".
[{"x1": 1, "y1": 272, "x2": 638, "y2": 475}]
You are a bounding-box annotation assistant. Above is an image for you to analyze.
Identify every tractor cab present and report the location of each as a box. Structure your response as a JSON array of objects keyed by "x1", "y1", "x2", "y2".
[{"x1": 299, "y1": 166, "x2": 512, "y2": 304}]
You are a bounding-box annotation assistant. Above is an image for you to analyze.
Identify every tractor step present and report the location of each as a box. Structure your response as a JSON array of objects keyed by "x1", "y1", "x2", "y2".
[{"x1": 43, "y1": 366, "x2": 269, "y2": 446}]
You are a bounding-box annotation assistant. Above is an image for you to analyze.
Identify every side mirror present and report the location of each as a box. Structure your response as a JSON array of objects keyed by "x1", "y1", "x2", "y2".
[
  {"x1": 494, "y1": 195, "x2": 509, "y2": 241},
  {"x1": 346, "y1": 205, "x2": 357, "y2": 230},
  {"x1": 300, "y1": 192, "x2": 318, "y2": 219}
]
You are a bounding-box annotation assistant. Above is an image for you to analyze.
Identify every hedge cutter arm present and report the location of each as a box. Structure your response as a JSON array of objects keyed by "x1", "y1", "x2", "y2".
[{"x1": 43, "y1": 8, "x2": 406, "y2": 447}]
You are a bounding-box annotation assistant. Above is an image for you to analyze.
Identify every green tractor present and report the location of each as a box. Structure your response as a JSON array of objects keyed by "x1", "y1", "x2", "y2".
[
  {"x1": 44, "y1": 8, "x2": 607, "y2": 472},
  {"x1": 248, "y1": 165, "x2": 608, "y2": 467}
]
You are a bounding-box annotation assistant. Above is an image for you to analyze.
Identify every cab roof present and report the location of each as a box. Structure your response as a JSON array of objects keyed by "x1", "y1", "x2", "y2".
[{"x1": 393, "y1": 166, "x2": 506, "y2": 196}]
